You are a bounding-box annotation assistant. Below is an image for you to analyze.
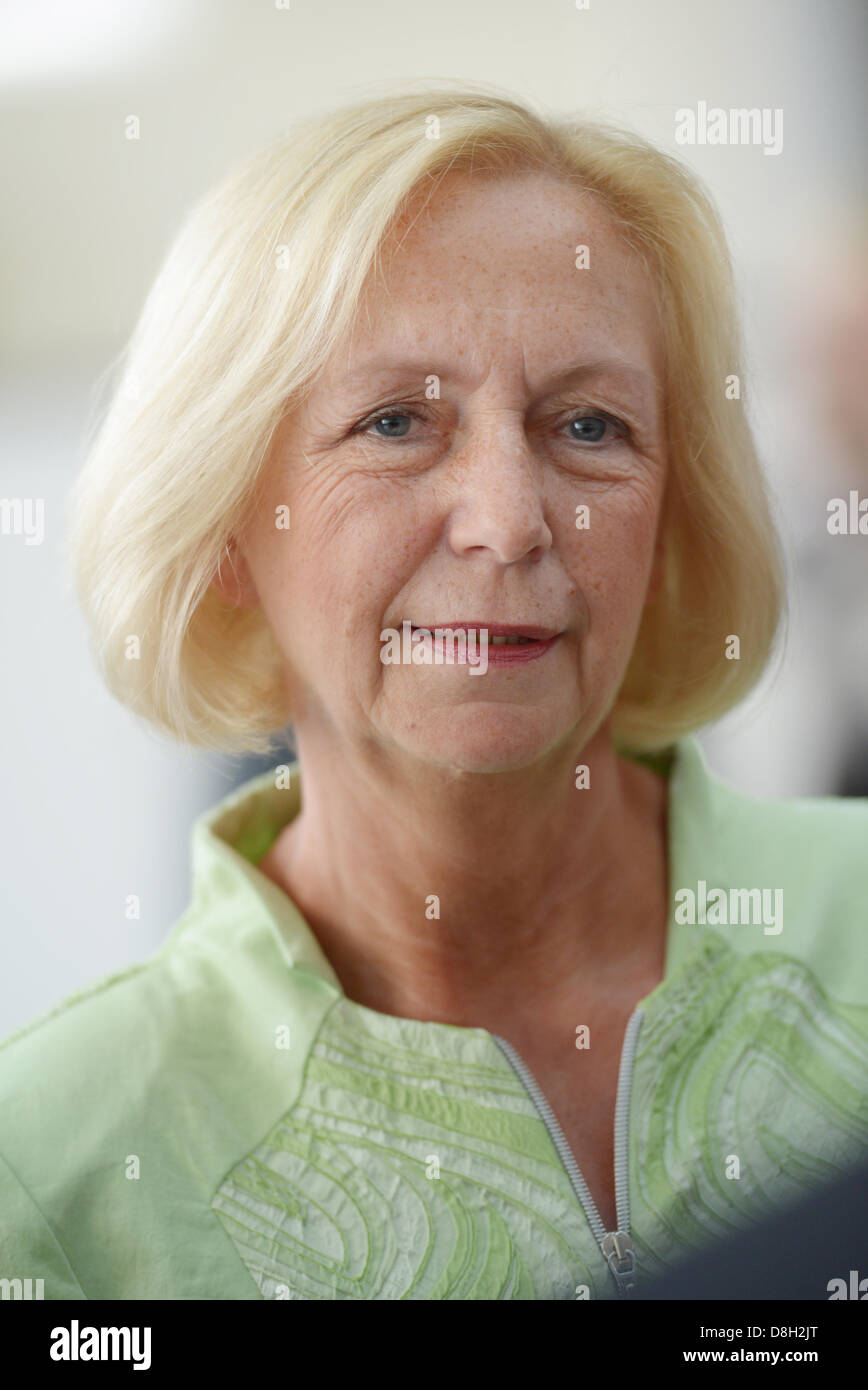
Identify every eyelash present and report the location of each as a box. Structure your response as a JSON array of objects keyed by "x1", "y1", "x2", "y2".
[{"x1": 350, "y1": 403, "x2": 631, "y2": 446}]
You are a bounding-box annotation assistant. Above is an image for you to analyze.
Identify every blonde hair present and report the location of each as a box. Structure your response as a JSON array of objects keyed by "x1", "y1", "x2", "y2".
[{"x1": 65, "y1": 79, "x2": 785, "y2": 756}]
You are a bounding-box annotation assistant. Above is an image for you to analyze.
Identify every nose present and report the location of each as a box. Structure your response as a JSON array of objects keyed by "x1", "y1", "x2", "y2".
[{"x1": 445, "y1": 412, "x2": 553, "y2": 565}]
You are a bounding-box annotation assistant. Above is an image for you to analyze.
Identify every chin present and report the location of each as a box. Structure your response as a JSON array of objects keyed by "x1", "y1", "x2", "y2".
[{"x1": 396, "y1": 702, "x2": 577, "y2": 775}]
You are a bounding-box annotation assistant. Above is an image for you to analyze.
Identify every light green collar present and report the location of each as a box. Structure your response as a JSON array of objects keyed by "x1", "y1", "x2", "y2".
[{"x1": 182, "y1": 736, "x2": 724, "y2": 990}]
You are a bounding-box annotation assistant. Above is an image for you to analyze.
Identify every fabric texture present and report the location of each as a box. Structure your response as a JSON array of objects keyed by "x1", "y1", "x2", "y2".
[{"x1": 1, "y1": 736, "x2": 867, "y2": 1300}]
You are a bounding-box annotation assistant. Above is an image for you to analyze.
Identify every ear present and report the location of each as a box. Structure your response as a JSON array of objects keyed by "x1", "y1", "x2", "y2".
[{"x1": 210, "y1": 538, "x2": 260, "y2": 609}]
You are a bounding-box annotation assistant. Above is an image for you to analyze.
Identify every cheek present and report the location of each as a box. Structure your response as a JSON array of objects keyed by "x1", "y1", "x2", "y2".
[
  {"x1": 251, "y1": 472, "x2": 357, "y2": 618},
  {"x1": 300, "y1": 477, "x2": 429, "y2": 607},
  {"x1": 251, "y1": 483, "x2": 427, "y2": 685},
  {"x1": 562, "y1": 485, "x2": 662, "y2": 620}
]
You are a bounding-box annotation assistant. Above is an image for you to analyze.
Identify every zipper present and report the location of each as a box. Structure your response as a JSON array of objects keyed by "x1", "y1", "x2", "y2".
[{"x1": 491, "y1": 1004, "x2": 643, "y2": 1299}]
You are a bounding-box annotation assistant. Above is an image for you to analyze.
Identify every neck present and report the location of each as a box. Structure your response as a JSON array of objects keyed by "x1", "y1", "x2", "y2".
[{"x1": 259, "y1": 716, "x2": 670, "y2": 1036}]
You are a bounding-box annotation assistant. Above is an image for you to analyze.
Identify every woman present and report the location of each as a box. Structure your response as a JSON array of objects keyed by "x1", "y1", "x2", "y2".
[{"x1": 2, "y1": 84, "x2": 867, "y2": 1302}]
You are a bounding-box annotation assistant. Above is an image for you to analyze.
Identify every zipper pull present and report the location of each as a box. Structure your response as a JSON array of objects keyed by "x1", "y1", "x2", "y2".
[{"x1": 600, "y1": 1230, "x2": 638, "y2": 1298}]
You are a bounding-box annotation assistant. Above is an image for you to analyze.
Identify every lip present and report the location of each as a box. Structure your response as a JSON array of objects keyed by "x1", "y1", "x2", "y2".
[
  {"x1": 408, "y1": 621, "x2": 563, "y2": 667},
  {"x1": 409, "y1": 622, "x2": 562, "y2": 641}
]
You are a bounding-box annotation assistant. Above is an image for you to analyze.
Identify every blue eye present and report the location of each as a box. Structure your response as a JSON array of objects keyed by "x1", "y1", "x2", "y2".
[
  {"x1": 568, "y1": 414, "x2": 612, "y2": 443},
  {"x1": 368, "y1": 412, "x2": 415, "y2": 437},
  {"x1": 352, "y1": 405, "x2": 625, "y2": 447}
]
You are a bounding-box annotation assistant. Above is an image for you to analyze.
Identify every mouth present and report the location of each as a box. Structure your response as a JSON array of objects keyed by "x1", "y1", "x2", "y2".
[{"x1": 409, "y1": 622, "x2": 562, "y2": 646}]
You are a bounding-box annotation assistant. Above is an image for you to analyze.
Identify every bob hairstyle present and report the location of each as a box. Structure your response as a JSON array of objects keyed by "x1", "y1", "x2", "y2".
[{"x1": 65, "y1": 80, "x2": 786, "y2": 757}]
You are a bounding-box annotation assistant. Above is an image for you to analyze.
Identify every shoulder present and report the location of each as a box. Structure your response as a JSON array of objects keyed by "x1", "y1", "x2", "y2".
[
  {"x1": 0, "y1": 954, "x2": 163, "y2": 1116},
  {"x1": 668, "y1": 737, "x2": 868, "y2": 1001},
  {"x1": 680, "y1": 736, "x2": 867, "y2": 879},
  {"x1": 0, "y1": 905, "x2": 334, "y2": 1137},
  {"x1": 0, "y1": 907, "x2": 337, "y2": 1295}
]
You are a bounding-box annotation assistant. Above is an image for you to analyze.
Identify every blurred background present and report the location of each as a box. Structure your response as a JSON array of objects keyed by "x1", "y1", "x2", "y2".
[{"x1": 1, "y1": 0, "x2": 867, "y2": 1037}]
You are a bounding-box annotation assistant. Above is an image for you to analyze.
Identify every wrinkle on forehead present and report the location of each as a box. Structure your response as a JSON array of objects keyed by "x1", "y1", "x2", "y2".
[{"x1": 329, "y1": 169, "x2": 663, "y2": 397}]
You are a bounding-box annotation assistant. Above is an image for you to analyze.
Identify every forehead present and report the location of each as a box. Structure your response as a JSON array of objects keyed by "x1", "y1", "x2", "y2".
[{"x1": 326, "y1": 170, "x2": 662, "y2": 391}]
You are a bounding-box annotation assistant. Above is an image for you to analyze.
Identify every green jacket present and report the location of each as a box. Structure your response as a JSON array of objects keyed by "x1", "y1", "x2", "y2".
[{"x1": 1, "y1": 737, "x2": 867, "y2": 1300}]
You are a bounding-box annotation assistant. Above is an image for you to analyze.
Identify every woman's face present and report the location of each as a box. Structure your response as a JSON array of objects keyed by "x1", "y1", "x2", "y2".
[{"x1": 229, "y1": 171, "x2": 668, "y2": 773}]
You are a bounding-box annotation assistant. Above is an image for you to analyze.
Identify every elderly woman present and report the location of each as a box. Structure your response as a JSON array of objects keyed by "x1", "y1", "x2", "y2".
[{"x1": 2, "y1": 85, "x2": 867, "y2": 1303}]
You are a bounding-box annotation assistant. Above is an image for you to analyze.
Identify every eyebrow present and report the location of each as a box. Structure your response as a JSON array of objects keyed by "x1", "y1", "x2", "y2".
[{"x1": 339, "y1": 355, "x2": 658, "y2": 399}]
